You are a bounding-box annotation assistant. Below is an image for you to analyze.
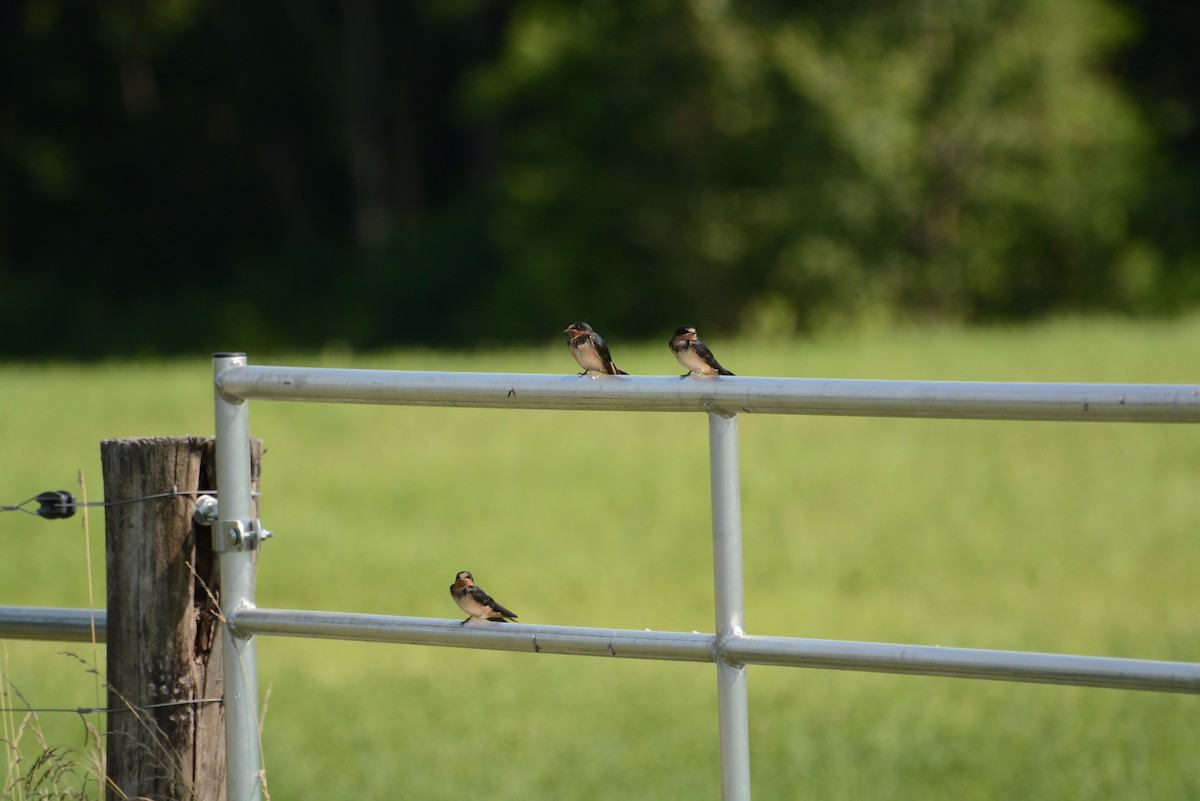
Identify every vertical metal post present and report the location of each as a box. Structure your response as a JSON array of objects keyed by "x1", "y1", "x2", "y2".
[
  {"x1": 213, "y1": 353, "x2": 264, "y2": 801},
  {"x1": 708, "y1": 411, "x2": 751, "y2": 801}
]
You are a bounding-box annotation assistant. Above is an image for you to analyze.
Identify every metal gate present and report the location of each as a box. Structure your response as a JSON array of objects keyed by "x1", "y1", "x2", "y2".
[{"x1": 206, "y1": 353, "x2": 1200, "y2": 801}]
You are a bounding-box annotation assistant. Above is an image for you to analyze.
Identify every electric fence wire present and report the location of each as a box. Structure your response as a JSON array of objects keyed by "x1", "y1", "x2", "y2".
[
  {"x1": 3, "y1": 490, "x2": 238, "y2": 718},
  {"x1": 1, "y1": 488, "x2": 259, "y2": 520},
  {"x1": 0, "y1": 697, "x2": 223, "y2": 715}
]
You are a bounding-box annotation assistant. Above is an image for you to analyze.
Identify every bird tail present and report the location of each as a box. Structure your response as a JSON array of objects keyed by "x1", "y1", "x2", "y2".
[
  {"x1": 719, "y1": 368, "x2": 734, "y2": 376},
  {"x1": 489, "y1": 605, "x2": 518, "y2": 621},
  {"x1": 614, "y1": 367, "x2": 629, "y2": 375}
]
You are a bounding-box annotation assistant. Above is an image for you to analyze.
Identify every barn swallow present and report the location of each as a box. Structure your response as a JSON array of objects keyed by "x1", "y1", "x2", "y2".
[
  {"x1": 565, "y1": 322, "x2": 628, "y2": 376},
  {"x1": 669, "y1": 325, "x2": 734, "y2": 378},
  {"x1": 450, "y1": 570, "x2": 518, "y2": 625}
]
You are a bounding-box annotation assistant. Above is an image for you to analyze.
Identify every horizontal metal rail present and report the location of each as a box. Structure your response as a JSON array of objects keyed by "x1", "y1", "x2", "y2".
[
  {"x1": 0, "y1": 606, "x2": 106, "y2": 642},
  {"x1": 8, "y1": 603, "x2": 1194, "y2": 696},
  {"x1": 229, "y1": 608, "x2": 1200, "y2": 695},
  {"x1": 723, "y1": 635, "x2": 1200, "y2": 693},
  {"x1": 232, "y1": 608, "x2": 715, "y2": 662},
  {"x1": 215, "y1": 365, "x2": 1200, "y2": 423}
]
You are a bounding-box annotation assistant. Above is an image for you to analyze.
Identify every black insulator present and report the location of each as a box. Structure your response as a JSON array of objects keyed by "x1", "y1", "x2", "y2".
[{"x1": 35, "y1": 490, "x2": 76, "y2": 519}]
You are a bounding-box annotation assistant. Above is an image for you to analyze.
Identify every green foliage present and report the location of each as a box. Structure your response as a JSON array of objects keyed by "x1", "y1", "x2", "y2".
[
  {"x1": 471, "y1": 0, "x2": 1157, "y2": 335},
  {"x1": 1, "y1": 318, "x2": 1199, "y2": 798},
  {"x1": 0, "y1": 2, "x2": 1197, "y2": 357}
]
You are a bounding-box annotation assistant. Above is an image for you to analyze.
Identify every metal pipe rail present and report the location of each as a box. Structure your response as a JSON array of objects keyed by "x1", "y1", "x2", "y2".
[
  {"x1": 212, "y1": 354, "x2": 263, "y2": 801},
  {"x1": 209, "y1": 357, "x2": 1200, "y2": 801},
  {"x1": 159, "y1": 355, "x2": 1192, "y2": 801},
  {"x1": 230, "y1": 607, "x2": 1200, "y2": 695},
  {"x1": 215, "y1": 365, "x2": 1200, "y2": 422},
  {"x1": 8, "y1": 603, "x2": 1196, "y2": 697},
  {"x1": 0, "y1": 606, "x2": 105, "y2": 642}
]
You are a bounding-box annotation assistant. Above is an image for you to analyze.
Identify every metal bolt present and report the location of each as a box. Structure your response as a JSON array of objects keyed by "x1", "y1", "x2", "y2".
[{"x1": 192, "y1": 495, "x2": 219, "y2": 526}]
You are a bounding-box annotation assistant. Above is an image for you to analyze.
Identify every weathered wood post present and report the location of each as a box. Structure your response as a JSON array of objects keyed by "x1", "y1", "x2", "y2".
[{"x1": 101, "y1": 435, "x2": 261, "y2": 801}]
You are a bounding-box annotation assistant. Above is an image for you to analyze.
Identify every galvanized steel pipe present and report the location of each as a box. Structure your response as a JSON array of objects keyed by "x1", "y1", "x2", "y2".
[
  {"x1": 230, "y1": 608, "x2": 716, "y2": 661},
  {"x1": 708, "y1": 412, "x2": 752, "y2": 801},
  {"x1": 213, "y1": 353, "x2": 264, "y2": 801},
  {"x1": 228, "y1": 608, "x2": 1200, "y2": 695},
  {"x1": 0, "y1": 606, "x2": 106, "y2": 642},
  {"x1": 723, "y1": 634, "x2": 1200, "y2": 694},
  {"x1": 207, "y1": 356, "x2": 1200, "y2": 800},
  {"x1": 215, "y1": 365, "x2": 1200, "y2": 423}
]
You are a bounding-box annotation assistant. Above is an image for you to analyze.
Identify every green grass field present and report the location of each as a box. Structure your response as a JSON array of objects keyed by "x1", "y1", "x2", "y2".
[{"x1": 2, "y1": 316, "x2": 1199, "y2": 799}]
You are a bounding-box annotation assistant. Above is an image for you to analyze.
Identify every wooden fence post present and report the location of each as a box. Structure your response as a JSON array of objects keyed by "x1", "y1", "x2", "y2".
[{"x1": 101, "y1": 435, "x2": 261, "y2": 801}]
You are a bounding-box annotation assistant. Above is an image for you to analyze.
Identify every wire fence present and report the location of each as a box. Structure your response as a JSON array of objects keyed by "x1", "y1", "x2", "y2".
[{"x1": 0, "y1": 488, "x2": 256, "y2": 519}]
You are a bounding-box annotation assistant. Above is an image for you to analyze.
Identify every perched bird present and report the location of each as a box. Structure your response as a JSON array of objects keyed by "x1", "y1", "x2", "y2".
[
  {"x1": 564, "y1": 322, "x2": 628, "y2": 376},
  {"x1": 450, "y1": 570, "x2": 518, "y2": 625},
  {"x1": 669, "y1": 325, "x2": 735, "y2": 378}
]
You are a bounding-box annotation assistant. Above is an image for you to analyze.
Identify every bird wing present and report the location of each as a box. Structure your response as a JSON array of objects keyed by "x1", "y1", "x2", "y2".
[
  {"x1": 592, "y1": 334, "x2": 622, "y2": 375},
  {"x1": 591, "y1": 334, "x2": 615, "y2": 368},
  {"x1": 695, "y1": 340, "x2": 730, "y2": 373},
  {"x1": 468, "y1": 585, "x2": 517, "y2": 619}
]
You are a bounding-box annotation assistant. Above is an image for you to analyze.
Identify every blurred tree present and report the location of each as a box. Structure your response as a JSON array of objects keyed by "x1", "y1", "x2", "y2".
[
  {"x1": 1115, "y1": 0, "x2": 1200, "y2": 309},
  {"x1": 771, "y1": 0, "x2": 1157, "y2": 322},
  {"x1": 468, "y1": 0, "x2": 1160, "y2": 338},
  {"x1": 0, "y1": 0, "x2": 1194, "y2": 357},
  {"x1": 0, "y1": 1, "x2": 350, "y2": 356},
  {"x1": 0, "y1": 0, "x2": 512, "y2": 356}
]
